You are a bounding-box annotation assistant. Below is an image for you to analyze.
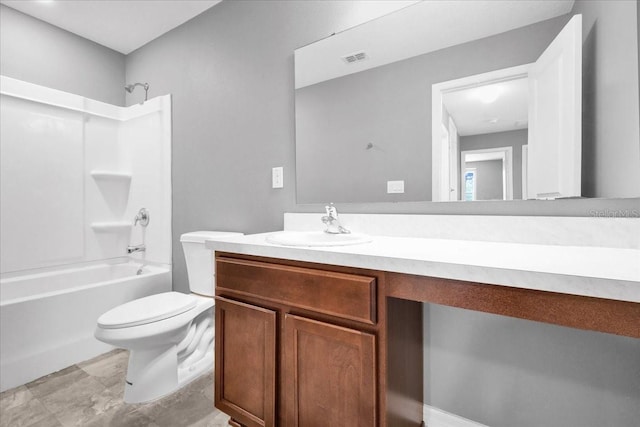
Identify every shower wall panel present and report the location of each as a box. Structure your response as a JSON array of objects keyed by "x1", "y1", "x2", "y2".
[
  {"x1": 0, "y1": 96, "x2": 85, "y2": 272},
  {"x1": 0, "y1": 76, "x2": 172, "y2": 274},
  {"x1": 119, "y1": 106, "x2": 172, "y2": 266}
]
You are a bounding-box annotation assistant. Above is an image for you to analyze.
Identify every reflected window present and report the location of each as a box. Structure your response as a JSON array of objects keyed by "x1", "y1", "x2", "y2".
[{"x1": 464, "y1": 169, "x2": 476, "y2": 201}]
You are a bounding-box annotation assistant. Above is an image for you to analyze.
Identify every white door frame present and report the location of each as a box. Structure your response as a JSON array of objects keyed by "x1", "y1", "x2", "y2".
[
  {"x1": 448, "y1": 116, "x2": 459, "y2": 201},
  {"x1": 522, "y1": 144, "x2": 529, "y2": 200},
  {"x1": 460, "y1": 146, "x2": 514, "y2": 200},
  {"x1": 431, "y1": 64, "x2": 531, "y2": 201},
  {"x1": 439, "y1": 123, "x2": 450, "y2": 200}
]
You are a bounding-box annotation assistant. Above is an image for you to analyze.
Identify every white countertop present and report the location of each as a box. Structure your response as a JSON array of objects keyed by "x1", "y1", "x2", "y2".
[{"x1": 206, "y1": 232, "x2": 640, "y2": 304}]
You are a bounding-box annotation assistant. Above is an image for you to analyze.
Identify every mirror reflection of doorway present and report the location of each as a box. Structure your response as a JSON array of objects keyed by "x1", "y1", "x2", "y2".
[
  {"x1": 461, "y1": 147, "x2": 513, "y2": 201},
  {"x1": 436, "y1": 72, "x2": 528, "y2": 202},
  {"x1": 432, "y1": 14, "x2": 582, "y2": 201}
]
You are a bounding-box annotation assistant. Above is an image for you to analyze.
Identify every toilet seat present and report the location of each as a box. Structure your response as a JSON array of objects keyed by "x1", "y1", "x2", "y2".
[{"x1": 97, "y1": 292, "x2": 197, "y2": 329}]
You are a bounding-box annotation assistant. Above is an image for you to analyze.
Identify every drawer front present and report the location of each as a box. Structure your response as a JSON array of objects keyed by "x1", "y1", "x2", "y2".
[{"x1": 216, "y1": 257, "x2": 377, "y2": 325}]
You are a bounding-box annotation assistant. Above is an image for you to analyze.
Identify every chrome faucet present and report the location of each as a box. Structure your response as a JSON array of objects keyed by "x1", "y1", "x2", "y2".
[
  {"x1": 127, "y1": 244, "x2": 146, "y2": 254},
  {"x1": 134, "y1": 208, "x2": 149, "y2": 227},
  {"x1": 321, "y1": 203, "x2": 351, "y2": 234}
]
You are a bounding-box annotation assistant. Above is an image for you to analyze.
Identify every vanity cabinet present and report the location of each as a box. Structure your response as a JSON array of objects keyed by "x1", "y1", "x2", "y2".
[
  {"x1": 214, "y1": 254, "x2": 385, "y2": 427},
  {"x1": 214, "y1": 251, "x2": 639, "y2": 427}
]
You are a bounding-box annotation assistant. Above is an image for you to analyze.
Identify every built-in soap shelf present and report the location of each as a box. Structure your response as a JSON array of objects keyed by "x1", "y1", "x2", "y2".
[
  {"x1": 90, "y1": 170, "x2": 132, "y2": 181},
  {"x1": 90, "y1": 221, "x2": 132, "y2": 232}
]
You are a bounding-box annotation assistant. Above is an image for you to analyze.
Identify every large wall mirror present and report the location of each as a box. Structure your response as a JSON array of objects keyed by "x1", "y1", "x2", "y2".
[{"x1": 294, "y1": 0, "x2": 640, "y2": 204}]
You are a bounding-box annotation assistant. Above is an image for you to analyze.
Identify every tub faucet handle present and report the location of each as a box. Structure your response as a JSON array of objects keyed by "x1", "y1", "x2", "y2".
[{"x1": 134, "y1": 208, "x2": 149, "y2": 227}]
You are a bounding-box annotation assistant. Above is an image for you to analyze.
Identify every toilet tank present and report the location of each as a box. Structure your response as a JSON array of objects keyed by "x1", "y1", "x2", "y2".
[{"x1": 180, "y1": 231, "x2": 243, "y2": 297}]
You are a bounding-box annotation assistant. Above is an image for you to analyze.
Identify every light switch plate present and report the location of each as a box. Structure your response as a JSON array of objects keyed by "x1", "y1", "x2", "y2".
[
  {"x1": 387, "y1": 180, "x2": 405, "y2": 193},
  {"x1": 272, "y1": 167, "x2": 284, "y2": 188}
]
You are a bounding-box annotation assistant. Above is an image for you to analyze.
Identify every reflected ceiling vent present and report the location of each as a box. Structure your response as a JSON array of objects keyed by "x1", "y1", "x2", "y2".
[{"x1": 342, "y1": 51, "x2": 368, "y2": 64}]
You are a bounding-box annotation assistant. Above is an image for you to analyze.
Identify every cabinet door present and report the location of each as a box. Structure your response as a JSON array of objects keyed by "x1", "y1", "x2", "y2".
[
  {"x1": 215, "y1": 297, "x2": 276, "y2": 427},
  {"x1": 284, "y1": 314, "x2": 376, "y2": 427}
]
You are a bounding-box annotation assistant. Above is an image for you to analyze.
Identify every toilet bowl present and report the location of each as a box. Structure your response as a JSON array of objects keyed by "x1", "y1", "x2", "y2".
[{"x1": 94, "y1": 231, "x2": 242, "y2": 403}]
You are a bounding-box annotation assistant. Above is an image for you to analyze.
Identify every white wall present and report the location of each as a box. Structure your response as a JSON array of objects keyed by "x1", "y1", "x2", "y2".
[{"x1": 0, "y1": 77, "x2": 171, "y2": 274}]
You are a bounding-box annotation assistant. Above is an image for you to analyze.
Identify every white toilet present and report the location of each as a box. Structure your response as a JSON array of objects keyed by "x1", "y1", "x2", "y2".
[{"x1": 94, "y1": 231, "x2": 241, "y2": 403}]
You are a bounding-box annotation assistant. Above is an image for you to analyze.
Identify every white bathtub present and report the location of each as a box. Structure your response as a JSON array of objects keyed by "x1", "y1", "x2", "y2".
[{"x1": 0, "y1": 261, "x2": 171, "y2": 392}]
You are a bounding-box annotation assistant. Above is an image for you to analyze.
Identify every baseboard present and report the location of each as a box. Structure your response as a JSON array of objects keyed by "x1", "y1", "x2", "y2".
[{"x1": 423, "y1": 404, "x2": 490, "y2": 427}]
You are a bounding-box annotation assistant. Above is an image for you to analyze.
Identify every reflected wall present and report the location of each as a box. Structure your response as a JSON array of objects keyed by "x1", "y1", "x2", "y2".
[{"x1": 296, "y1": 14, "x2": 570, "y2": 203}]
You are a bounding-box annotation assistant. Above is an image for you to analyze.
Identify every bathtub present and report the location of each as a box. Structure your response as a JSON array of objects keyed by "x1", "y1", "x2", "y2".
[{"x1": 0, "y1": 260, "x2": 171, "y2": 392}]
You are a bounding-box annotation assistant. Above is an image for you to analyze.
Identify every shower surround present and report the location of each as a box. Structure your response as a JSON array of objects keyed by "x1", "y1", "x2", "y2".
[{"x1": 0, "y1": 76, "x2": 172, "y2": 391}]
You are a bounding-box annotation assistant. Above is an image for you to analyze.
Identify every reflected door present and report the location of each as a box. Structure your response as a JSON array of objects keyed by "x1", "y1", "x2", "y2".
[{"x1": 528, "y1": 14, "x2": 582, "y2": 199}]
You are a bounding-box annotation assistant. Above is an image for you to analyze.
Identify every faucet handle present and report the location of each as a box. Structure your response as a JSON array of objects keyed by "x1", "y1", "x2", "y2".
[
  {"x1": 325, "y1": 203, "x2": 338, "y2": 219},
  {"x1": 322, "y1": 204, "x2": 350, "y2": 234},
  {"x1": 134, "y1": 208, "x2": 150, "y2": 227}
]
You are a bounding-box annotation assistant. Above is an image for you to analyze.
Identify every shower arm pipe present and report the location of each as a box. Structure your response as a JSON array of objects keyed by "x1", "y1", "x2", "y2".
[{"x1": 125, "y1": 82, "x2": 150, "y2": 101}]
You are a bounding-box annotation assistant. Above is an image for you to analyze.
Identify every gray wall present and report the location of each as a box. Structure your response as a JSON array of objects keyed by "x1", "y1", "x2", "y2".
[
  {"x1": 427, "y1": 304, "x2": 640, "y2": 427},
  {"x1": 295, "y1": 14, "x2": 569, "y2": 204},
  {"x1": 460, "y1": 129, "x2": 528, "y2": 200},
  {"x1": 0, "y1": 5, "x2": 125, "y2": 106},
  {"x1": 125, "y1": 0, "x2": 397, "y2": 293},
  {"x1": 576, "y1": 0, "x2": 640, "y2": 198},
  {"x1": 296, "y1": 56, "x2": 431, "y2": 203}
]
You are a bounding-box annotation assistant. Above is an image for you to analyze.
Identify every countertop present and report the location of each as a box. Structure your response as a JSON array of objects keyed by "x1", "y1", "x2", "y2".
[{"x1": 206, "y1": 232, "x2": 640, "y2": 303}]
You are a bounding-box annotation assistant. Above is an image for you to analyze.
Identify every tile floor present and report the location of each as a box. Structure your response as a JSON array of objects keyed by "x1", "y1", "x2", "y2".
[{"x1": 0, "y1": 349, "x2": 230, "y2": 427}]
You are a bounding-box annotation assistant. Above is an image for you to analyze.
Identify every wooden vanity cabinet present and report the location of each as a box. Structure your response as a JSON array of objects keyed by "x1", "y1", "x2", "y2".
[
  {"x1": 214, "y1": 254, "x2": 390, "y2": 427},
  {"x1": 215, "y1": 297, "x2": 277, "y2": 427},
  {"x1": 214, "y1": 251, "x2": 640, "y2": 427}
]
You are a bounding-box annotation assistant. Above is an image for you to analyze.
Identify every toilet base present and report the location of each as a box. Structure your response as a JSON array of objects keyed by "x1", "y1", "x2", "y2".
[
  {"x1": 122, "y1": 309, "x2": 215, "y2": 403},
  {"x1": 124, "y1": 345, "x2": 179, "y2": 403}
]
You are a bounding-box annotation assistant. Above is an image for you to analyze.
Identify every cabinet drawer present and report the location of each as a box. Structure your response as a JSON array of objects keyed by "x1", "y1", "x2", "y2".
[{"x1": 216, "y1": 257, "x2": 377, "y2": 325}]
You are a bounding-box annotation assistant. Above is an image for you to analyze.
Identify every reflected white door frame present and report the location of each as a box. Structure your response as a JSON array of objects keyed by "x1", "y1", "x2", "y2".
[
  {"x1": 431, "y1": 63, "x2": 530, "y2": 201},
  {"x1": 460, "y1": 146, "x2": 514, "y2": 200},
  {"x1": 522, "y1": 144, "x2": 529, "y2": 200},
  {"x1": 448, "y1": 117, "x2": 459, "y2": 201},
  {"x1": 439, "y1": 123, "x2": 450, "y2": 200}
]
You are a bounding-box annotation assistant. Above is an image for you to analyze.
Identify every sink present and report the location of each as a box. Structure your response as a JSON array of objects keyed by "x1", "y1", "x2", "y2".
[{"x1": 266, "y1": 231, "x2": 372, "y2": 247}]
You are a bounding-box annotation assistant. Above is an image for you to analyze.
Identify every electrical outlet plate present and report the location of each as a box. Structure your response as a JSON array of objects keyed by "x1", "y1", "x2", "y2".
[
  {"x1": 387, "y1": 180, "x2": 404, "y2": 193},
  {"x1": 272, "y1": 167, "x2": 284, "y2": 188}
]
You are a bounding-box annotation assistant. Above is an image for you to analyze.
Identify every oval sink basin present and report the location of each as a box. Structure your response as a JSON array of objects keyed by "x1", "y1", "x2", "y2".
[{"x1": 266, "y1": 231, "x2": 372, "y2": 247}]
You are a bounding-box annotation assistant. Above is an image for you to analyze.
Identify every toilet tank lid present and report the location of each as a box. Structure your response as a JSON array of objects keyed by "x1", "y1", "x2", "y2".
[{"x1": 180, "y1": 231, "x2": 243, "y2": 243}]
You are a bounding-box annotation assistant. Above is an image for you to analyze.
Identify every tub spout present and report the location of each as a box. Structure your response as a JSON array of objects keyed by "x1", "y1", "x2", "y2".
[{"x1": 127, "y1": 244, "x2": 146, "y2": 254}]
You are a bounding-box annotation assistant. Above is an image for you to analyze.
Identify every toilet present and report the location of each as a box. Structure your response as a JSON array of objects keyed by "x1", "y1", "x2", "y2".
[{"x1": 94, "y1": 231, "x2": 242, "y2": 403}]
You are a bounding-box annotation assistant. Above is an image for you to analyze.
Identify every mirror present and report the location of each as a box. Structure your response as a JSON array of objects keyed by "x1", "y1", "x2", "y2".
[{"x1": 294, "y1": 0, "x2": 640, "y2": 204}]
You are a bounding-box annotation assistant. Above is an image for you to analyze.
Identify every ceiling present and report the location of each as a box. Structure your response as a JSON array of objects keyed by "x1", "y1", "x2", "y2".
[
  {"x1": 443, "y1": 78, "x2": 529, "y2": 136},
  {"x1": 0, "y1": 0, "x2": 222, "y2": 54},
  {"x1": 295, "y1": 0, "x2": 574, "y2": 88}
]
